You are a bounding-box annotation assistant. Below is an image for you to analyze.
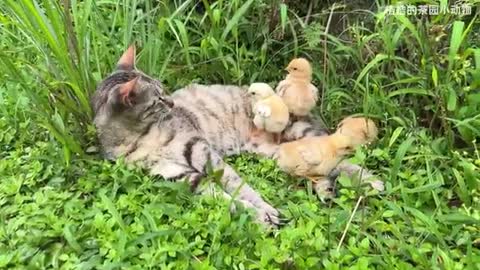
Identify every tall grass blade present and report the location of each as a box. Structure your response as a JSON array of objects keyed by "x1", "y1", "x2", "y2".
[
  {"x1": 280, "y1": 3, "x2": 288, "y2": 32},
  {"x1": 390, "y1": 136, "x2": 414, "y2": 183},
  {"x1": 448, "y1": 21, "x2": 465, "y2": 73},
  {"x1": 388, "y1": 127, "x2": 404, "y2": 147},
  {"x1": 221, "y1": 0, "x2": 254, "y2": 40},
  {"x1": 173, "y1": 19, "x2": 192, "y2": 68},
  {"x1": 355, "y1": 54, "x2": 388, "y2": 89}
]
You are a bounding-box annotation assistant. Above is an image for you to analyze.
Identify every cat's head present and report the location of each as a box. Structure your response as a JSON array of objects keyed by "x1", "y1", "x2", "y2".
[{"x1": 91, "y1": 45, "x2": 174, "y2": 156}]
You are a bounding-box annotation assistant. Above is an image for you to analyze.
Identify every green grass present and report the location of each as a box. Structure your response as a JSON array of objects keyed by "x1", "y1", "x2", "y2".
[{"x1": 1, "y1": 0, "x2": 480, "y2": 269}]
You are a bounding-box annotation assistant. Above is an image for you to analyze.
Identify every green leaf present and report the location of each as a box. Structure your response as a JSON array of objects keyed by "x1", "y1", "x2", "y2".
[
  {"x1": 390, "y1": 136, "x2": 414, "y2": 183},
  {"x1": 447, "y1": 87, "x2": 457, "y2": 111},
  {"x1": 387, "y1": 88, "x2": 434, "y2": 98},
  {"x1": 100, "y1": 193, "x2": 127, "y2": 233},
  {"x1": 213, "y1": 9, "x2": 221, "y2": 25},
  {"x1": 389, "y1": 127, "x2": 404, "y2": 147},
  {"x1": 432, "y1": 66, "x2": 438, "y2": 87},
  {"x1": 355, "y1": 54, "x2": 389, "y2": 88},
  {"x1": 337, "y1": 174, "x2": 352, "y2": 188},
  {"x1": 474, "y1": 48, "x2": 480, "y2": 71},
  {"x1": 222, "y1": 0, "x2": 254, "y2": 40},
  {"x1": 461, "y1": 161, "x2": 478, "y2": 191},
  {"x1": 173, "y1": 19, "x2": 191, "y2": 67},
  {"x1": 404, "y1": 182, "x2": 443, "y2": 193},
  {"x1": 452, "y1": 168, "x2": 470, "y2": 206},
  {"x1": 63, "y1": 224, "x2": 82, "y2": 253},
  {"x1": 437, "y1": 213, "x2": 480, "y2": 225},
  {"x1": 448, "y1": 21, "x2": 465, "y2": 73},
  {"x1": 395, "y1": 15, "x2": 422, "y2": 51},
  {"x1": 404, "y1": 206, "x2": 446, "y2": 246},
  {"x1": 279, "y1": 3, "x2": 287, "y2": 32},
  {"x1": 131, "y1": 230, "x2": 186, "y2": 246},
  {"x1": 0, "y1": 254, "x2": 14, "y2": 268},
  {"x1": 382, "y1": 210, "x2": 395, "y2": 218}
]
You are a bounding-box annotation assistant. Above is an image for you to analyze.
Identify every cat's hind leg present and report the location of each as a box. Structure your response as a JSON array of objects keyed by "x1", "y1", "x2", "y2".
[
  {"x1": 162, "y1": 164, "x2": 261, "y2": 218},
  {"x1": 329, "y1": 160, "x2": 385, "y2": 192},
  {"x1": 196, "y1": 181, "x2": 257, "y2": 214},
  {"x1": 180, "y1": 137, "x2": 280, "y2": 227}
]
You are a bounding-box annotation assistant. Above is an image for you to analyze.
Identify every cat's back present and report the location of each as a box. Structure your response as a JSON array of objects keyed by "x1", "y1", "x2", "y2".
[{"x1": 170, "y1": 84, "x2": 252, "y2": 154}]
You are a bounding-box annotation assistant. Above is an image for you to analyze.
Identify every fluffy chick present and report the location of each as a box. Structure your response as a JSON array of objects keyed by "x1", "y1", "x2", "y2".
[
  {"x1": 276, "y1": 58, "x2": 318, "y2": 119},
  {"x1": 275, "y1": 133, "x2": 353, "y2": 182},
  {"x1": 248, "y1": 83, "x2": 290, "y2": 143},
  {"x1": 334, "y1": 116, "x2": 378, "y2": 148}
]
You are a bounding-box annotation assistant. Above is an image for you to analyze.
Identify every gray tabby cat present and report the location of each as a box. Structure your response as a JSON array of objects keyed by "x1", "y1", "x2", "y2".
[{"x1": 91, "y1": 45, "x2": 383, "y2": 226}]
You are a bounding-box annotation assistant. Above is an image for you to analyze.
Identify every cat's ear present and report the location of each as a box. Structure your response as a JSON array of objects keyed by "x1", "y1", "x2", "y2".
[
  {"x1": 117, "y1": 44, "x2": 136, "y2": 71},
  {"x1": 119, "y1": 77, "x2": 139, "y2": 107}
]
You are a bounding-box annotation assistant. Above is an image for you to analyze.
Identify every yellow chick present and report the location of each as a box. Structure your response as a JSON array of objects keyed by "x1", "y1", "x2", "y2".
[
  {"x1": 334, "y1": 116, "x2": 378, "y2": 148},
  {"x1": 248, "y1": 83, "x2": 290, "y2": 143},
  {"x1": 275, "y1": 133, "x2": 354, "y2": 183},
  {"x1": 276, "y1": 58, "x2": 318, "y2": 119},
  {"x1": 276, "y1": 116, "x2": 381, "y2": 199}
]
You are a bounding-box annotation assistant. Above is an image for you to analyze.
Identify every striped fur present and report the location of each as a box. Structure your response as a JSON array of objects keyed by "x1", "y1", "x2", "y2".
[{"x1": 92, "y1": 62, "x2": 381, "y2": 226}]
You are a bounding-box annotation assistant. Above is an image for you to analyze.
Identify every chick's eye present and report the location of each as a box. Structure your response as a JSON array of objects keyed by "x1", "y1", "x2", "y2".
[{"x1": 293, "y1": 68, "x2": 298, "y2": 70}]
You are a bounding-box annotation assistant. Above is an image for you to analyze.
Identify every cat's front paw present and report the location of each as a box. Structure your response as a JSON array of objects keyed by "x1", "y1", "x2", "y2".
[{"x1": 255, "y1": 202, "x2": 280, "y2": 228}]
